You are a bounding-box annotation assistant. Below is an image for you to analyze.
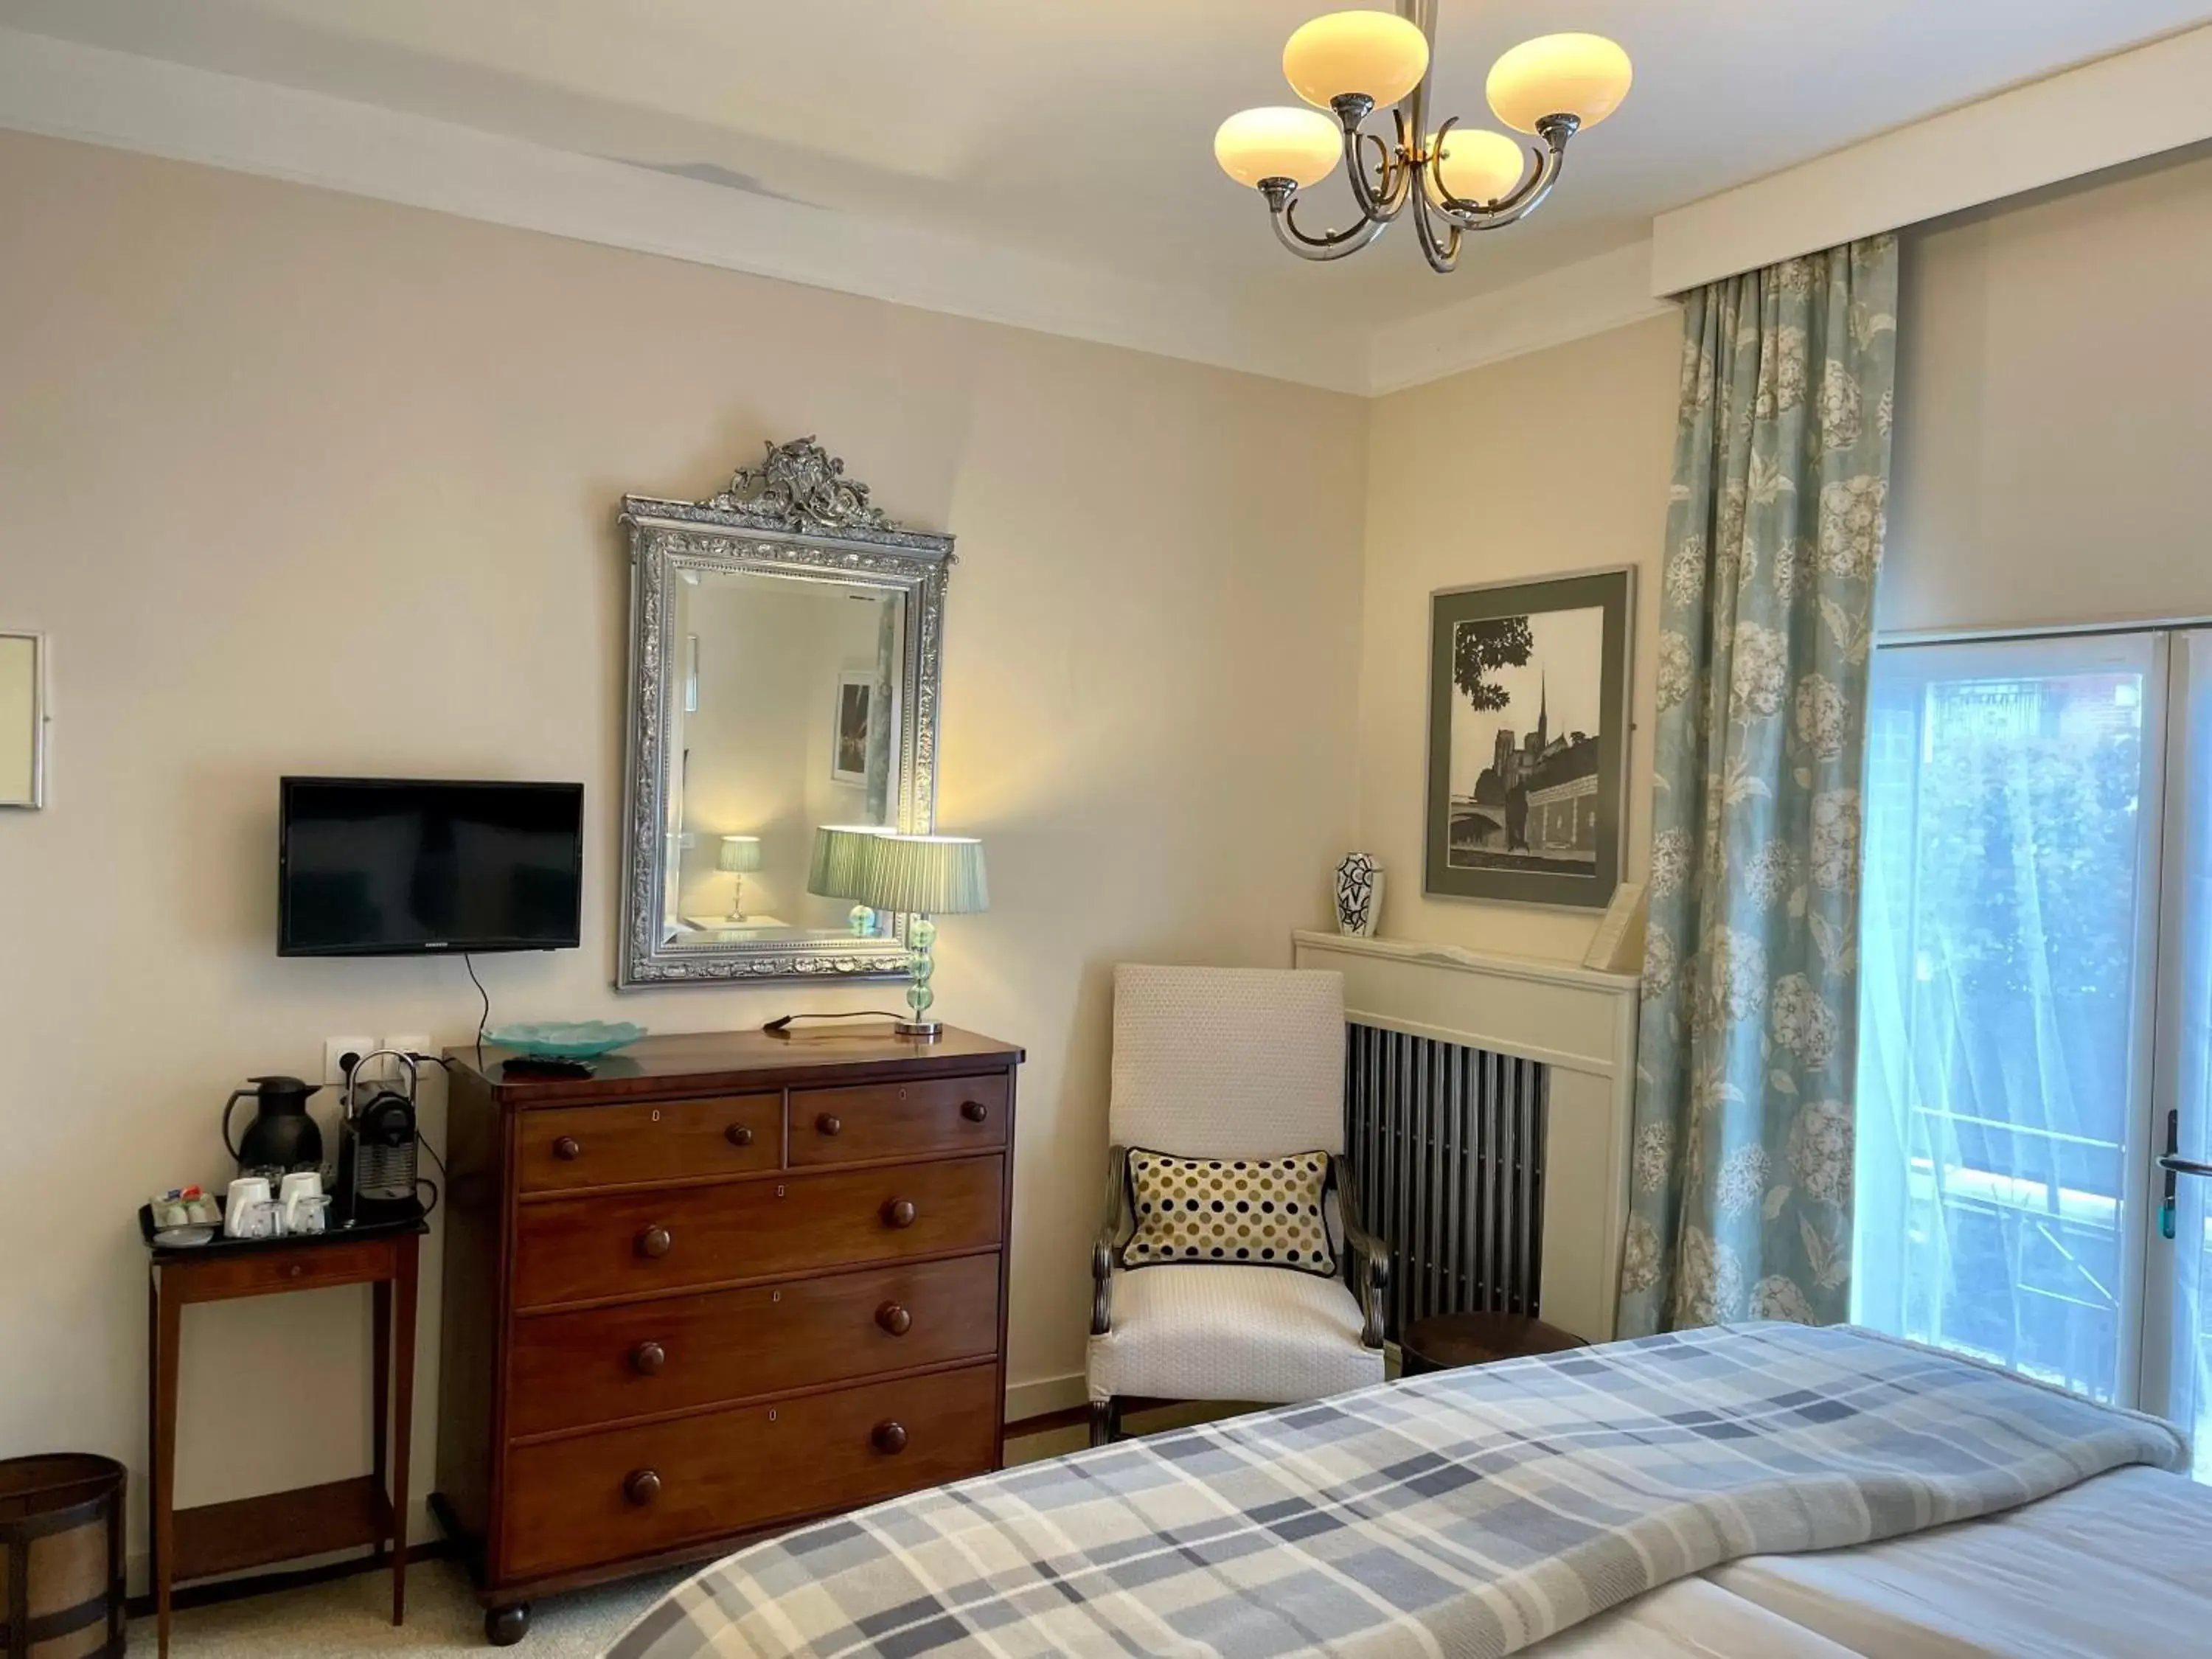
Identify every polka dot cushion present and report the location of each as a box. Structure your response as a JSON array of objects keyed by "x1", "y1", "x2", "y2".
[{"x1": 1122, "y1": 1148, "x2": 1336, "y2": 1276}]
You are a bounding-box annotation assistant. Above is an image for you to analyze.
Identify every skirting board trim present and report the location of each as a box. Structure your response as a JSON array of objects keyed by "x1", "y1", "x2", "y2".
[{"x1": 1006, "y1": 1371, "x2": 1089, "y2": 1423}]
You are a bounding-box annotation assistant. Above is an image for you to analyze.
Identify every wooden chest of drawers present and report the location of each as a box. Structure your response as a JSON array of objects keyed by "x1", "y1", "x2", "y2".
[{"x1": 431, "y1": 1027, "x2": 1021, "y2": 1642}]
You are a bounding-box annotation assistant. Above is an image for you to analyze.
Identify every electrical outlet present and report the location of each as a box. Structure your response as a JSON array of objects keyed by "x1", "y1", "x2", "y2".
[
  {"x1": 323, "y1": 1035, "x2": 378, "y2": 1092},
  {"x1": 382, "y1": 1033, "x2": 434, "y2": 1075}
]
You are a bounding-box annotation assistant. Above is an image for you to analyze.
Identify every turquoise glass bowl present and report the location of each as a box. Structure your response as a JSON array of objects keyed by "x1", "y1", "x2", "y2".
[{"x1": 484, "y1": 1020, "x2": 647, "y2": 1060}]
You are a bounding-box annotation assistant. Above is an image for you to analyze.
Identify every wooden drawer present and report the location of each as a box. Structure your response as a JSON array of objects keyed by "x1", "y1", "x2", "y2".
[
  {"x1": 501, "y1": 1363, "x2": 999, "y2": 1578},
  {"x1": 161, "y1": 1237, "x2": 404, "y2": 1303},
  {"x1": 513, "y1": 1155, "x2": 1006, "y2": 1310},
  {"x1": 789, "y1": 1074, "x2": 1007, "y2": 1167},
  {"x1": 518, "y1": 1093, "x2": 782, "y2": 1194},
  {"x1": 507, "y1": 1255, "x2": 1002, "y2": 1438}
]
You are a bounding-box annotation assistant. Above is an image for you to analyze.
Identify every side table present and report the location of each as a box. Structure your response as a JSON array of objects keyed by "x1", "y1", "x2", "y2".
[
  {"x1": 143, "y1": 1214, "x2": 424, "y2": 1658},
  {"x1": 1399, "y1": 1311, "x2": 1589, "y2": 1376}
]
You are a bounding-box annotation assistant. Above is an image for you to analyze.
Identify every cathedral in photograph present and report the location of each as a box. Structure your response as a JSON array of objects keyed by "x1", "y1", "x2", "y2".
[{"x1": 1452, "y1": 680, "x2": 1601, "y2": 872}]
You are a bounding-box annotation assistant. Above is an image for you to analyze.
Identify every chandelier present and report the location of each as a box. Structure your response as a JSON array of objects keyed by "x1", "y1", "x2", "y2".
[{"x1": 1214, "y1": 2, "x2": 1631, "y2": 273}]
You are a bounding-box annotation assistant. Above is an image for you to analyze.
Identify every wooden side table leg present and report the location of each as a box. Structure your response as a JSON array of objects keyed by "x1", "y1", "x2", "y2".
[
  {"x1": 389, "y1": 1233, "x2": 419, "y2": 1626},
  {"x1": 145, "y1": 1271, "x2": 159, "y2": 1601},
  {"x1": 153, "y1": 1273, "x2": 182, "y2": 1659},
  {"x1": 372, "y1": 1279, "x2": 392, "y2": 1495}
]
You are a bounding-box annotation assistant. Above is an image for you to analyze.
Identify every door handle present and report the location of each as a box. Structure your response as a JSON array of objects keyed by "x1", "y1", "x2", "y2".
[{"x1": 2159, "y1": 1108, "x2": 2208, "y2": 1240}]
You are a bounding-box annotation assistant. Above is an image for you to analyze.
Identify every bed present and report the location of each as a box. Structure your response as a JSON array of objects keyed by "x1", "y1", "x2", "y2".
[{"x1": 604, "y1": 1323, "x2": 2202, "y2": 1658}]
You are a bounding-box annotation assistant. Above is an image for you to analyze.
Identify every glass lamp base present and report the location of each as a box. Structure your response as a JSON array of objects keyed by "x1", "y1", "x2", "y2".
[{"x1": 900, "y1": 916, "x2": 939, "y2": 1040}]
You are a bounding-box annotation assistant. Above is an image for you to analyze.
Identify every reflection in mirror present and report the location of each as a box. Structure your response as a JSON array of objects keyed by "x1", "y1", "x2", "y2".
[
  {"x1": 658, "y1": 571, "x2": 906, "y2": 949},
  {"x1": 0, "y1": 633, "x2": 44, "y2": 809}
]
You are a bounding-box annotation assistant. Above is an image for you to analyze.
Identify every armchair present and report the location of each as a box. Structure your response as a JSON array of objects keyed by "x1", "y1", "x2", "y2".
[{"x1": 1086, "y1": 965, "x2": 1390, "y2": 1446}]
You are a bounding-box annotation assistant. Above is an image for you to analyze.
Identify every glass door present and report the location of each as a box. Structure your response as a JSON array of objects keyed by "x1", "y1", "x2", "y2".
[
  {"x1": 2144, "y1": 631, "x2": 2212, "y2": 1472},
  {"x1": 1853, "y1": 632, "x2": 2166, "y2": 1406}
]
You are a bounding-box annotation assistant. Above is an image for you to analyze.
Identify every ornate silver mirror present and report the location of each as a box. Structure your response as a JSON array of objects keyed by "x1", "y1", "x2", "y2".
[{"x1": 618, "y1": 439, "x2": 951, "y2": 987}]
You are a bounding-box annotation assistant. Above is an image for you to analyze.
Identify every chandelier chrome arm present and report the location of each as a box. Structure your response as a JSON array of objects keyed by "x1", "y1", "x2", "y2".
[
  {"x1": 1411, "y1": 185, "x2": 1463, "y2": 274},
  {"x1": 1337, "y1": 98, "x2": 1414, "y2": 226},
  {"x1": 1425, "y1": 114, "x2": 1576, "y2": 233},
  {"x1": 1260, "y1": 181, "x2": 1393, "y2": 261}
]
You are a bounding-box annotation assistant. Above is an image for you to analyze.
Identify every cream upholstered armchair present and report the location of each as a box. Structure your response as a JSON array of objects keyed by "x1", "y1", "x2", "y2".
[{"x1": 1086, "y1": 964, "x2": 1389, "y2": 1445}]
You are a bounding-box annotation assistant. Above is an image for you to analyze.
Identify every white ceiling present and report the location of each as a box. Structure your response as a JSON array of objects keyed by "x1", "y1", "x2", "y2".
[{"x1": 5, "y1": 0, "x2": 2209, "y2": 337}]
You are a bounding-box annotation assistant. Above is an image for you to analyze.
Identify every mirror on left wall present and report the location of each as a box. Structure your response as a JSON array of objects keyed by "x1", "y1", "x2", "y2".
[
  {"x1": 618, "y1": 439, "x2": 953, "y2": 987},
  {"x1": 0, "y1": 633, "x2": 46, "y2": 808}
]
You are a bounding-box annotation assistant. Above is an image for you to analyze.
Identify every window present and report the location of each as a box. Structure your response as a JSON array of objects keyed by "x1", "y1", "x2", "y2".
[{"x1": 1854, "y1": 630, "x2": 2212, "y2": 1473}]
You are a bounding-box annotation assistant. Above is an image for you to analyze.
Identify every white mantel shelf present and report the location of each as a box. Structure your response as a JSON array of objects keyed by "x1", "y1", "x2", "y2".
[
  {"x1": 1292, "y1": 928, "x2": 1642, "y2": 1343},
  {"x1": 1290, "y1": 931, "x2": 1640, "y2": 995}
]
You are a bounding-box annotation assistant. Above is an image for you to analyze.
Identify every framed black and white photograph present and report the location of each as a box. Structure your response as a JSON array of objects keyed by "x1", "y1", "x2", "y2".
[
  {"x1": 1425, "y1": 568, "x2": 1633, "y2": 909},
  {"x1": 832, "y1": 668, "x2": 874, "y2": 786}
]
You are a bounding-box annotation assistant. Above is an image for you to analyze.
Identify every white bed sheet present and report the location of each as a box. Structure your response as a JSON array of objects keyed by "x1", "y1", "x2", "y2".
[{"x1": 1531, "y1": 1465, "x2": 2212, "y2": 1658}]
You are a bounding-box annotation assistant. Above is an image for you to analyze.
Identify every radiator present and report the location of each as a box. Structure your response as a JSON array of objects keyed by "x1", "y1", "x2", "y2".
[{"x1": 1343, "y1": 1021, "x2": 1549, "y2": 1341}]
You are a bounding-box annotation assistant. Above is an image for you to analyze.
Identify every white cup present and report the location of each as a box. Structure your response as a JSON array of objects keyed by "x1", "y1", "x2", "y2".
[
  {"x1": 224, "y1": 1176, "x2": 274, "y2": 1239},
  {"x1": 281, "y1": 1172, "x2": 328, "y2": 1235}
]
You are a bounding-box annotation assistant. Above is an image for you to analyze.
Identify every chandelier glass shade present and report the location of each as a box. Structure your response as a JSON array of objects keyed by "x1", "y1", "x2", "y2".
[{"x1": 1214, "y1": 4, "x2": 1631, "y2": 273}]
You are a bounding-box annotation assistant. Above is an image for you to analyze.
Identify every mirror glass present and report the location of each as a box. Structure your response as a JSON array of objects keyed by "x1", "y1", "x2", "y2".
[
  {"x1": 0, "y1": 634, "x2": 41, "y2": 808},
  {"x1": 656, "y1": 571, "x2": 905, "y2": 947}
]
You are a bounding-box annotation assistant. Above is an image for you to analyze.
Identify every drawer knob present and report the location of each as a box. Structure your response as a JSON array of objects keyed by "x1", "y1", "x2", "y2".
[
  {"x1": 624, "y1": 1469, "x2": 661, "y2": 1506},
  {"x1": 637, "y1": 1225, "x2": 674, "y2": 1259},
  {"x1": 876, "y1": 1301, "x2": 912, "y2": 1336},
  {"x1": 815, "y1": 1113, "x2": 843, "y2": 1137},
  {"x1": 631, "y1": 1340, "x2": 667, "y2": 1376},
  {"x1": 882, "y1": 1199, "x2": 917, "y2": 1230},
  {"x1": 872, "y1": 1421, "x2": 908, "y2": 1455},
  {"x1": 552, "y1": 1136, "x2": 582, "y2": 1161},
  {"x1": 961, "y1": 1100, "x2": 989, "y2": 1124},
  {"x1": 726, "y1": 1123, "x2": 754, "y2": 1148}
]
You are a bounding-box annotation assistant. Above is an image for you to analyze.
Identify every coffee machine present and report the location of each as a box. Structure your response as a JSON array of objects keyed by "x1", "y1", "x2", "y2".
[{"x1": 335, "y1": 1049, "x2": 424, "y2": 1225}]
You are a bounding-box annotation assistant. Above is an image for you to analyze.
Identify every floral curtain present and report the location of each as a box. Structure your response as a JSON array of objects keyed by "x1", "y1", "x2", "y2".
[{"x1": 1618, "y1": 236, "x2": 1899, "y2": 1337}]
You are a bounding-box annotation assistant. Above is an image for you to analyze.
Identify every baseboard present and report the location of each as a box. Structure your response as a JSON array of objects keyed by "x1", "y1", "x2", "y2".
[
  {"x1": 123, "y1": 1539, "x2": 458, "y2": 1619},
  {"x1": 1004, "y1": 1371, "x2": 1088, "y2": 1424}
]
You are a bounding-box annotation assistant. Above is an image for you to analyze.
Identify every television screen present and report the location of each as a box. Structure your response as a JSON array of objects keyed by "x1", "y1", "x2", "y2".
[{"x1": 279, "y1": 777, "x2": 583, "y2": 956}]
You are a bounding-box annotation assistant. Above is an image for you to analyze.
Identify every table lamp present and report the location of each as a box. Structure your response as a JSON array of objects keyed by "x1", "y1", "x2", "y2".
[
  {"x1": 807, "y1": 824, "x2": 894, "y2": 936},
  {"x1": 846, "y1": 833, "x2": 989, "y2": 1040},
  {"x1": 717, "y1": 835, "x2": 762, "y2": 921}
]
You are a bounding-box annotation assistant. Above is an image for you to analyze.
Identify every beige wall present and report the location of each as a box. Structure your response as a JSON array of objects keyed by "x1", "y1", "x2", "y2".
[
  {"x1": 1354, "y1": 316, "x2": 1681, "y2": 961},
  {"x1": 0, "y1": 131, "x2": 1366, "y2": 1565},
  {"x1": 1884, "y1": 149, "x2": 2212, "y2": 635}
]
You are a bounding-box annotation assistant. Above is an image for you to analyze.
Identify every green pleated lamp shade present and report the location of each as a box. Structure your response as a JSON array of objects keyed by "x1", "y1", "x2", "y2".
[
  {"x1": 716, "y1": 834, "x2": 763, "y2": 874},
  {"x1": 847, "y1": 834, "x2": 989, "y2": 917},
  {"x1": 807, "y1": 824, "x2": 892, "y2": 900}
]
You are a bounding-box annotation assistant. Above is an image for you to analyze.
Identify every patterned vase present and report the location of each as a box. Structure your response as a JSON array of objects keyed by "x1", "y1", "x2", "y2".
[{"x1": 1334, "y1": 853, "x2": 1384, "y2": 937}]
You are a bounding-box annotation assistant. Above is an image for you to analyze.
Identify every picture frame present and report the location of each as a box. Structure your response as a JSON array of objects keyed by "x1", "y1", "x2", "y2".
[
  {"x1": 832, "y1": 668, "x2": 874, "y2": 787},
  {"x1": 0, "y1": 631, "x2": 47, "y2": 810},
  {"x1": 1424, "y1": 567, "x2": 1633, "y2": 910}
]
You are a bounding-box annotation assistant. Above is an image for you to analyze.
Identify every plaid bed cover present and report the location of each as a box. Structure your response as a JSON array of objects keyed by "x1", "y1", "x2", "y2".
[{"x1": 605, "y1": 1322, "x2": 2186, "y2": 1659}]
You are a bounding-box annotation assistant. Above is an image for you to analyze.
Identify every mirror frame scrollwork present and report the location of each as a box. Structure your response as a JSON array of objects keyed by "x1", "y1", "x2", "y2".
[{"x1": 617, "y1": 438, "x2": 953, "y2": 987}]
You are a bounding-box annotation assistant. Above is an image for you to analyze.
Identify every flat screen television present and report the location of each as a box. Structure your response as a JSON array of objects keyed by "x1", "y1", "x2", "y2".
[{"x1": 279, "y1": 777, "x2": 584, "y2": 956}]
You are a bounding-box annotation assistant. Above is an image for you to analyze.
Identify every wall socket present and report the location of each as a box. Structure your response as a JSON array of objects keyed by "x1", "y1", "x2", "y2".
[
  {"x1": 382, "y1": 1034, "x2": 433, "y2": 1081},
  {"x1": 321, "y1": 1034, "x2": 432, "y2": 1097},
  {"x1": 322, "y1": 1035, "x2": 378, "y2": 1093}
]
